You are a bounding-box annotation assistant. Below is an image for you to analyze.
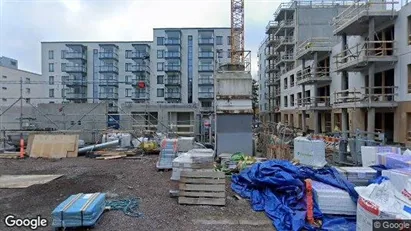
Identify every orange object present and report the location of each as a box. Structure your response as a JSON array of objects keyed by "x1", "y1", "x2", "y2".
[
  {"x1": 19, "y1": 138, "x2": 25, "y2": 158},
  {"x1": 305, "y1": 179, "x2": 314, "y2": 225}
]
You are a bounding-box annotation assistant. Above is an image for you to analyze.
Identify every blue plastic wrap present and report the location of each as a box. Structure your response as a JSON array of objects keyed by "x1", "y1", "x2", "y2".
[{"x1": 231, "y1": 160, "x2": 357, "y2": 231}]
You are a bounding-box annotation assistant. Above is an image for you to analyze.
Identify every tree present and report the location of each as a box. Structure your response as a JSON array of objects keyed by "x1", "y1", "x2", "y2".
[{"x1": 252, "y1": 79, "x2": 259, "y2": 119}]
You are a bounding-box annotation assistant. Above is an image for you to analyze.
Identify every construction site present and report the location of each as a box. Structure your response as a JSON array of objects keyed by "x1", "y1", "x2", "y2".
[{"x1": 1, "y1": 0, "x2": 411, "y2": 231}]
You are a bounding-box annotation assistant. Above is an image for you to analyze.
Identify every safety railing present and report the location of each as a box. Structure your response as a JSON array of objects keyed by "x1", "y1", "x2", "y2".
[
  {"x1": 296, "y1": 37, "x2": 333, "y2": 57},
  {"x1": 299, "y1": 66, "x2": 330, "y2": 81},
  {"x1": 334, "y1": 89, "x2": 363, "y2": 104},
  {"x1": 297, "y1": 96, "x2": 331, "y2": 108},
  {"x1": 266, "y1": 20, "x2": 279, "y2": 33},
  {"x1": 362, "y1": 86, "x2": 397, "y2": 103},
  {"x1": 334, "y1": 41, "x2": 395, "y2": 68}
]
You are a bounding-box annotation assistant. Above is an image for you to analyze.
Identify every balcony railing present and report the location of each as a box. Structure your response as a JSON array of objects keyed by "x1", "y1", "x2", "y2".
[
  {"x1": 198, "y1": 92, "x2": 214, "y2": 99},
  {"x1": 297, "y1": 66, "x2": 331, "y2": 84},
  {"x1": 165, "y1": 64, "x2": 181, "y2": 72},
  {"x1": 198, "y1": 51, "x2": 214, "y2": 58},
  {"x1": 62, "y1": 51, "x2": 86, "y2": 60},
  {"x1": 297, "y1": 96, "x2": 331, "y2": 108},
  {"x1": 265, "y1": 20, "x2": 279, "y2": 33},
  {"x1": 99, "y1": 79, "x2": 119, "y2": 86},
  {"x1": 132, "y1": 92, "x2": 149, "y2": 100},
  {"x1": 165, "y1": 92, "x2": 181, "y2": 98},
  {"x1": 99, "y1": 52, "x2": 119, "y2": 60},
  {"x1": 126, "y1": 51, "x2": 149, "y2": 59},
  {"x1": 281, "y1": 54, "x2": 294, "y2": 61},
  {"x1": 334, "y1": 86, "x2": 397, "y2": 105},
  {"x1": 127, "y1": 65, "x2": 149, "y2": 72},
  {"x1": 100, "y1": 65, "x2": 119, "y2": 73},
  {"x1": 198, "y1": 38, "x2": 214, "y2": 44},
  {"x1": 279, "y1": 19, "x2": 295, "y2": 28},
  {"x1": 66, "y1": 92, "x2": 87, "y2": 99},
  {"x1": 165, "y1": 38, "x2": 181, "y2": 45},
  {"x1": 296, "y1": 38, "x2": 333, "y2": 58},
  {"x1": 131, "y1": 78, "x2": 149, "y2": 86},
  {"x1": 99, "y1": 92, "x2": 119, "y2": 99},
  {"x1": 63, "y1": 78, "x2": 87, "y2": 86},
  {"x1": 62, "y1": 65, "x2": 87, "y2": 73},
  {"x1": 198, "y1": 78, "x2": 213, "y2": 85},
  {"x1": 165, "y1": 51, "x2": 181, "y2": 58},
  {"x1": 165, "y1": 78, "x2": 181, "y2": 85},
  {"x1": 198, "y1": 64, "x2": 214, "y2": 71}
]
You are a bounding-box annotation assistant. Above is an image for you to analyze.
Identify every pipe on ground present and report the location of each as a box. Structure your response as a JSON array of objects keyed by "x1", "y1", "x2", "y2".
[{"x1": 78, "y1": 140, "x2": 119, "y2": 154}]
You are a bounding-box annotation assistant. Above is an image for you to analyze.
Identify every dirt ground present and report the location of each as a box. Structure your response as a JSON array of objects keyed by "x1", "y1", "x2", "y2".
[{"x1": 0, "y1": 156, "x2": 274, "y2": 231}]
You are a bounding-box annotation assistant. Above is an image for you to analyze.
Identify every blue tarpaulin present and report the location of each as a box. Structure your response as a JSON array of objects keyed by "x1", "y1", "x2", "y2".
[{"x1": 231, "y1": 160, "x2": 358, "y2": 231}]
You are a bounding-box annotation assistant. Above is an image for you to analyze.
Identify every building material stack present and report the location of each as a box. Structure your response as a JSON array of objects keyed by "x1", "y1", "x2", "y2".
[
  {"x1": 336, "y1": 167, "x2": 377, "y2": 186},
  {"x1": 156, "y1": 138, "x2": 178, "y2": 170},
  {"x1": 312, "y1": 181, "x2": 356, "y2": 215}
]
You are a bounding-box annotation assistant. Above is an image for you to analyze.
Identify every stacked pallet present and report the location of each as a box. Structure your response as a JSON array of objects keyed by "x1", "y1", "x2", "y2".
[{"x1": 178, "y1": 171, "x2": 226, "y2": 206}]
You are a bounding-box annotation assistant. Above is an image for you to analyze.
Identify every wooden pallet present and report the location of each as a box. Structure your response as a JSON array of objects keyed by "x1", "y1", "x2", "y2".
[{"x1": 178, "y1": 171, "x2": 226, "y2": 206}]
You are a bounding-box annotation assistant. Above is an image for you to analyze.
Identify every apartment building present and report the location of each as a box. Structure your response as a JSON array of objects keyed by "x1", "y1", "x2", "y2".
[
  {"x1": 0, "y1": 56, "x2": 45, "y2": 106},
  {"x1": 260, "y1": 0, "x2": 411, "y2": 145},
  {"x1": 257, "y1": 39, "x2": 269, "y2": 121},
  {"x1": 41, "y1": 27, "x2": 231, "y2": 136}
]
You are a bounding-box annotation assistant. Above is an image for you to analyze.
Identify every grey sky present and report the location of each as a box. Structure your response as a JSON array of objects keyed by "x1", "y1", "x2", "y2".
[{"x1": 0, "y1": 0, "x2": 281, "y2": 77}]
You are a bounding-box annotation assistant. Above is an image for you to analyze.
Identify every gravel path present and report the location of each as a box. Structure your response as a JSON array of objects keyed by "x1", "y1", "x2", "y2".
[{"x1": 0, "y1": 156, "x2": 274, "y2": 231}]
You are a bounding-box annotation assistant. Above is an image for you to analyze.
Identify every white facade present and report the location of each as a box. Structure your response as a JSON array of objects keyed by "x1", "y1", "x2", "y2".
[
  {"x1": 40, "y1": 27, "x2": 231, "y2": 112},
  {"x1": 0, "y1": 60, "x2": 45, "y2": 106}
]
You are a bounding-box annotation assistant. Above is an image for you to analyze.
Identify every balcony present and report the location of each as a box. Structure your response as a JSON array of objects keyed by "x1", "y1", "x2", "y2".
[
  {"x1": 62, "y1": 51, "x2": 87, "y2": 60},
  {"x1": 274, "y1": 2, "x2": 296, "y2": 21},
  {"x1": 198, "y1": 92, "x2": 214, "y2": 99},
  {"x1": 132, "y1": 92, "x2": 149, "y2": 100},
  {"x1": 297, "y1": 97, "x2": 331, "y2": 110},
  {"x1": 126, "y1": 51, "x2": 149, "y2": 60},
  {"x1": 266, "y1": 63, "x2": 279, "y2": 73},
  {"x1": 334, "y1": 41, "x2": 397, "y2": 72},
  {"x1": 127, "y1": 65, "x2": 149, "y2": 73},
  {"x1": 165, "y1": 51, "x2": 181, "y2": 59},
  {"x1": 131, "y1": 76, "x2": 150, "y2": 87},
  {"x1": 198, "y1": 64, "x2": 214, "y2": 72},
  {"x1": 297, "y1": 67, "x2": 332, "y2": 85},
  {"x1": 198, "y1": 51, "x2": 214, "y2": 58},
  {"x1": 332, "y1": 1, "x2": 398, "y2": 36},
  {"x1": 63, "y1": 78, "x2": 87, "y2": 87},
  {"x1": 165, "y1": 92, "x2": 181, "y2": 99},
  {"x1": 198, "y1": 77, "x2": 213, "y2": 85},
  {"x1": 165, "y1": 64, "x2": 181, "y2": 72},
  {"x1": 275, "y1": 36, "x2": 295, "y2": 51},
  {"x1": 296, "y1": 38, "x2": 333, "y2": 60},
  {"x1": 265, "y1": 20, "x2": 279, "y2": 34},
  {"x1": 165, "y1": 38, "x2": 181, "y2": 45},
  {"x1": 265, "y1": 48, "x2": 278, "y2": 60},
  {"x1": 98, "y1": 92, "x2": 119, "y2": 100},
  {"x1": 275, "y1": 19, "x2": 295, "y2": 35},
  {"x1": 99, "y1": 78, "x2": 119, "y2": 87},
  {"x1": 165, "y1": 78, "x2": 181, "y2": 86},
  {"x1": 99, "y1": 51, "x2": 119, "y2": 60},
  {"x1": 99, "y1": 65, "x2": 119, "y2": 73},
  {"x1": 333, "y1": 86, "x2": 398, "y2": 108},
  {"x1": 198, "y1": 38, "x2": 214, "y2": 45},
  {"x1": 66, "y1": 92, "x2": 87, "y2": 100},
  {"x1": 62, "y1": 65, "x2": 87, "y2": 73}
]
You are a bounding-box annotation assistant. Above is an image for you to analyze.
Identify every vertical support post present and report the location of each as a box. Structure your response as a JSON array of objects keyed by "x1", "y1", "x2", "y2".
[
  {"x1": 368, "y1": 17, "x2": 376, "y2": 140},
  {"x1": 19, "y1": 77, "x2": 24, "y2": 158}
]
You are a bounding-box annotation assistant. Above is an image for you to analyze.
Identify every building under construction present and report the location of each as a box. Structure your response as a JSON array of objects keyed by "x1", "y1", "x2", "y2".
[{"x1": 260, "y1": 0, "x2": 411, "y2": 146}]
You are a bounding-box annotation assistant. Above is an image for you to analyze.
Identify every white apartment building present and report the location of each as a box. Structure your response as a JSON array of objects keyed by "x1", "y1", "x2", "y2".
[
  {"x1": 257, "y1": 40, "x2": 269, "y2": 115},
  {"x1": 259, "y1": 1, "x2": 411, "y2": 145},
  {"x1": 40, "y1": 27, "x2": 231, "y2": 137},
  {"x1": 0, "y1": 56, "x2": 45, "y2": 106}
]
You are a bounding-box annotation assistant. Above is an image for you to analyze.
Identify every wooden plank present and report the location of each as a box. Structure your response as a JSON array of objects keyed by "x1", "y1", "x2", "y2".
[
  {"x1": 180, "y1": 171, "x2": 225, "y2": 178},
  {"x1": 179, "y1": 191, "x2": 225, "y2": 198},
  {"x1": 29, "y1": 134, "x2": 79, "y2": 158},
  {"x1": 95, "y1": 155, "x2": 126, "y2": 160},
  {"x1": 180, "y1": 178, "x2": 225, "y2": 184},
  {"x1": 178, "y1": 197, "x2": 225, "y2": 206},
  {"x1": 179, "y1": 183, "x2": 225, "y2": 192}
]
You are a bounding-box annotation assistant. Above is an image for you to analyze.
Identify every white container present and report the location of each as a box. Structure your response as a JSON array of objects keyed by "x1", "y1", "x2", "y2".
[{"x1": 293, "y1": 137, "x2": 326, "y2": 167}]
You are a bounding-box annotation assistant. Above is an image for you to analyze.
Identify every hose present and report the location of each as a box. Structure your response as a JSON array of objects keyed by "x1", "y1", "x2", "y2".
[{"x1": 105, "y1": 198, "x2": 143, "y2": 217}]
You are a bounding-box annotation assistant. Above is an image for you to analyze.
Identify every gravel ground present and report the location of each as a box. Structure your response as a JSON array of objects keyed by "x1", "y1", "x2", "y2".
[{"x1": 0, "y1": 156, "x2": 274, "y2": 231}]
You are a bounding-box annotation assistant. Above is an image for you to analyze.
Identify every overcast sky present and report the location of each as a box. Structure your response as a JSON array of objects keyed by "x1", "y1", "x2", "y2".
[{"x1": 0, "y1": 0, "x2": 281, "y2": 78}]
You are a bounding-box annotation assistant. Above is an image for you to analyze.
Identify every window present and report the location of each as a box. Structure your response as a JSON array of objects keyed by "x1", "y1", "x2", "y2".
[
  {"x1": 216, "y1": 36, "x2": 223, "y2": 45},
  {"x1": 49, "y1": 76, "x2": 54, "y2": 85},
  {"x1": 157, "y1": 88, "x2": 164, "y2": 97},
  {"x1": 2, "y1": 87, "x2": 6, "y2": 90},
  {"x1": 157, "y1": 62, "x2": 164, "y2": 71},
  {"x1": 284, "y1": 96, "x2": 288, "y2": 107},
  {"x1": 49, "y1": 89, "x2": 55, "y2": 98},
  {"x1": 26, "y1": 88, "x2": 30, "y2": 94},
  {"x1": 2, "y1": 75, "x2": 6, "y2": 79},
  {"x1": 157, "y1": 75, "x2": 164, "y2": 84},
  {"x1": 125, "y1": 88, "x2": 132, "y2": 97},
  {"x1": 49, "y1": 63, "x2": 54, "y2": 72},
  {"x1": 49, "y1": 50, "x2": 54, "y2": 59},
  {"x1": 408, "y1": 16, "x2": 411, "y2": 45},
  {"x1": 25, "y1": 98, "x2": 30, "y2": 104},
  {"x1": 49, "y1": 101, "x2": 55, "y2": 104},
  {"x1": 157, "y1": 50, "x2": 164, "y2": 58},
  {"x1": 71, "y1": 121, "x2": 75, "y2": 126},
  {"x1": 78, "y1": 121, "x2": 81, "y2": 125},
  {"x1": 228, "y1": 49, "x2": 231, "y2": 58},
  {"x1": 227, "y1": 36, "x2": 231, "y2": 45},
  {"x1": 284, "y1": 77, "x2": 288, "y2": 89},
  {"x1": 61, "y1": 89, "x2": 66, "y2": 98},
  {"x1": 125, "y1": 75, "x2": 133, "y2": 84},
  {"x1": 2, "y1": 98, "x2": 6, "y2": 102},
  {"x1": 61, "y1": 63, "x2": 66, "y2": 71},
  {"x1": 125, "y1": 63, "x2": 132, "y2": 71},
  {"x1": 201, "y1": 101, "x2": 212, "y2": 107},
  {"x1": 157, "y1": 37, "x2": 164, "y2": 45},
  {"x1": 25, "y1": 78, "x2": 30, "y2": 83},
  {"x1": 290, "y1": 94, "x2": 295, "y2": 106},
  {"x1": 408, "y1": 64, "x2": 411, "y2": 93},
  {"x1": 217, "y1": 49, "x2": 223, "y2": 58}
]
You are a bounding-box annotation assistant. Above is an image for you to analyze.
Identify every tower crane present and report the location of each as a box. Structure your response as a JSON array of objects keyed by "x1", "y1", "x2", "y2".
[{"x1": 230, "y1": 0, "x2": 245, "y2": 66}]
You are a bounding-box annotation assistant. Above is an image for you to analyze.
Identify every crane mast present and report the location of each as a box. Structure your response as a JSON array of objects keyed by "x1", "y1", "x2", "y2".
[{"x1": 230, "y1": 0, "x2": 245, "y2": 66}]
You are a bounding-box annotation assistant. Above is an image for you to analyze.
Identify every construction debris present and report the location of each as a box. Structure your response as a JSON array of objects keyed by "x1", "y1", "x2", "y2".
[{"x1": 0, "y1": 174, "x2": 63, "y2": 188}]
